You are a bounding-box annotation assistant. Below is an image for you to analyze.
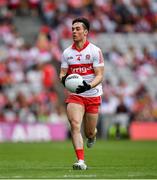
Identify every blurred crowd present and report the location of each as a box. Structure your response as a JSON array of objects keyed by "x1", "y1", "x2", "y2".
[
  {"x1": 101, "y1": 43, "x2": 157, "y2": 120},
  {"x1": 1, "y1": 0, "x2": 157, "y2": 34},
  {"x1": 0, "y1": 0, "x2": 157, "y2": 127},
  {"x1": 0, "y1": 0, "x2": 65, "y2": 124}
]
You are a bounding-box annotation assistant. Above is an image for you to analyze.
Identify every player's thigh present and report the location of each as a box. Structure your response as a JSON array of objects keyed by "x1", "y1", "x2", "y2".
[
  {"x1": 67, "y1": 103, "x2": 85, "y2": 127},
  {"x1": 84, "y1": 113, "x2": 99, "y2": 134}
]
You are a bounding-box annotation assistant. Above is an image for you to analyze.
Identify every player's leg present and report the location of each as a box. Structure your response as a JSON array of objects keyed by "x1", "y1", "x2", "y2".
[
  {"x1": 83, "y1": 96, "x2": 101, "y2": 148},
  {"x1": 67, "y1": 103, "x2": 84, "y2": 149},
  {"x1": 67, "y1": 103, "x2": 87, "y2": 170},
  {"x1": 84, "y1": 112, "x2": 99, "y2": 148}
]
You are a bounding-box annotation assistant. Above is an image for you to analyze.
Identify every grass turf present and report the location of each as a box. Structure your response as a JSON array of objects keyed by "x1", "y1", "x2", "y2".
[{"x1": 0, "y1": 140, "x2": 157, "y2": 179}]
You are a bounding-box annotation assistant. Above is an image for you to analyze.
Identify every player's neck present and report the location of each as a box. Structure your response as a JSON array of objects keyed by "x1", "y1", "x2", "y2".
[{"x1": 74, "y1": 39, "x2": 87, "y2": 50}]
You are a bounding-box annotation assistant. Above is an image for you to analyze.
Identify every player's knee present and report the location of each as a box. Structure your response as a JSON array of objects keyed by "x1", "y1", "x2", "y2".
[{"x1": 70, "y1": 120, "x2": 80, "y2": 133}]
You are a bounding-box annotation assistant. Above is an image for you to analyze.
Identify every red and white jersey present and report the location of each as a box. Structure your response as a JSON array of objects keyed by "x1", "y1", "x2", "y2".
[{"x1": 61, "y1": 41, "x2": 104, "y2": 97}]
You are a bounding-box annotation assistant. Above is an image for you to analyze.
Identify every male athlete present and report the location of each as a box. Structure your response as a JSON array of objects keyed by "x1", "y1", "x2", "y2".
[{"x1": 60, "y1": 17, "x2": 104, "y2": 170}]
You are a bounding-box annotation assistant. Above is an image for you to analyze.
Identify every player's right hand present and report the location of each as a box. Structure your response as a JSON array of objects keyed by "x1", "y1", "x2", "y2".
[{"x1": 61, "y1": 74, "x2": 68, "y2": 86}]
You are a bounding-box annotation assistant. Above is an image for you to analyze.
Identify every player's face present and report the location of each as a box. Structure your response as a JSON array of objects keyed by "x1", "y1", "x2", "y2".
[{"x1": 72, "y1": 22, "x2": 88, "y2": 42}]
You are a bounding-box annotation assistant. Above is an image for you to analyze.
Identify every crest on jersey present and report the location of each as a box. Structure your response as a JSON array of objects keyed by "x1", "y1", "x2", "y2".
[{"x1": 86, "y1": 54, "x2": 90, "y2": 60}]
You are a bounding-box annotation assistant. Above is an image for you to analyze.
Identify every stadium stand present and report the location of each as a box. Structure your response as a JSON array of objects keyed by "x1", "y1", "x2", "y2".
[{"x1": 0, "y1": 0, "x2": 157, "y2": 139}]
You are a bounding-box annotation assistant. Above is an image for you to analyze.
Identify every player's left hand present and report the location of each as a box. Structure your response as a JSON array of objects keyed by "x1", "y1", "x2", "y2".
[{"x1": 76, "y1": 81, "x2": 91, "y2": 94}]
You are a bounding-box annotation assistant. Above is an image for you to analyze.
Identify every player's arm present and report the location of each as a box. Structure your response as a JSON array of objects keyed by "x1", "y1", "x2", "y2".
[
  {"x1": 60, "y1": 68, "x2": 68, "y2": 86},
  {"x1": 76, "y1": 48, "x2": 104, "y2": 94},
  {"x1": 89, "y1": 66, "x2": 104, "y2": 88},
  {"x1": 59, "y1": 68, "x2": 68, "y2": 81},
  {"x1": 60, "y1": 51, "x2": 69, "y2": 86},
  {"x1": 89, "y1": 48, "x2": 104, "y2": 88}
]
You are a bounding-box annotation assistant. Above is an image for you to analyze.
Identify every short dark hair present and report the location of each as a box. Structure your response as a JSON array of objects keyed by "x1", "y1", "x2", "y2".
[{"x1": 72, "y1": 17, "x2": 90, "y2": 31}]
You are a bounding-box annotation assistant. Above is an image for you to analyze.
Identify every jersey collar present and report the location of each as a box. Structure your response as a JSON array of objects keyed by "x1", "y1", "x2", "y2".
[{"x1": 72, "y1": 40, "x2": 89, "y2": 52}]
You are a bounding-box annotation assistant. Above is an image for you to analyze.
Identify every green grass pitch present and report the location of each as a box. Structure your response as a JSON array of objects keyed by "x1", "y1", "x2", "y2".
[{"x1": 0, "y1": 140, "x2": 157, "y2": 179}]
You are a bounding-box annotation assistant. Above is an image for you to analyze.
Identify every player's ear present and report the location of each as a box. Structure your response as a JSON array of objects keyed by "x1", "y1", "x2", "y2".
[{"x1": 84, "y1": 29, "x2": 88, "y2": 35}]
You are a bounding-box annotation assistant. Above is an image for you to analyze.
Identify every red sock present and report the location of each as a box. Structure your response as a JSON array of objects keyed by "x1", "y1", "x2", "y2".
[{"x1": 75, "y1": 149, "x2": 84, "y2": 161}]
